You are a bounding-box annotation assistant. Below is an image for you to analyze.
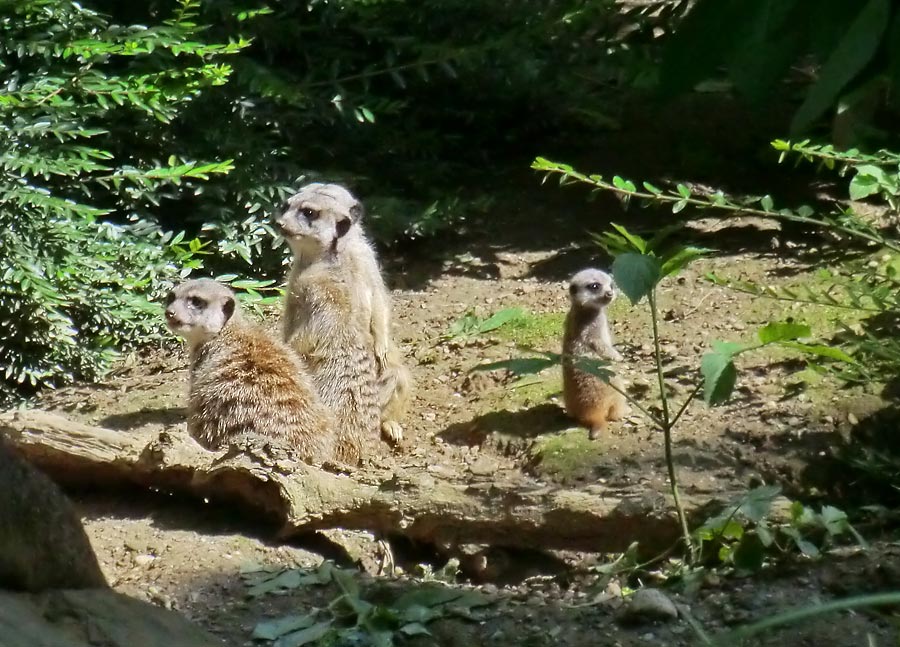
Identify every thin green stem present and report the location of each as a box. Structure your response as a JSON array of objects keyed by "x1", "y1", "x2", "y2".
[
  {"x1": 598, "y1": 374, "x2": 665, "y2": 429},
  {"x1": 669, "y1": 381, "x2": 702, "y2": 429},
  {"x1": 540, "y1": 163, "x2": 900, "y2": 253},
  {"x1": 648, "y1": 289, "x2": 694, "y2": 560},
  {"x1": 648, "y1": 291, "x2": 670, "y2": 427},
  {"x1": 711, "y1": 279, "x2": 888, "y2": 313},
  {"x1": 711, "y1": 592, "x2": 900, "y2": 645}
]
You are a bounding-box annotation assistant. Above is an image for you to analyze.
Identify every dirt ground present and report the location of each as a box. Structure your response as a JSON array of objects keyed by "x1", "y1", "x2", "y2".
[{"x1": 26, "y1": 167, "x2": 900, "y2": 647}]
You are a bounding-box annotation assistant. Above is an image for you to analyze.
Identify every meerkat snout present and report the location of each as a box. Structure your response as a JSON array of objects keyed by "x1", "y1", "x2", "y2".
[{"x1": 568, "y1": 268, "x2": 616, "y2": 310}]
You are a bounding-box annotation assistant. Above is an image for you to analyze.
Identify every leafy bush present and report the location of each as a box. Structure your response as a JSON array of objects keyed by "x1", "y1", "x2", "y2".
[
  {"x1": 86, "y1": 0, "x2": 634, "y2": 269},
  {"x1": 660, "y1": 0, "x2": 900, "y2": 139},
  {"x1": 696, "y1": 485, "x2": 864, "y2": 572},
  {"x1": 0, "y1": 0, "x2": 243, "y2": 402}
]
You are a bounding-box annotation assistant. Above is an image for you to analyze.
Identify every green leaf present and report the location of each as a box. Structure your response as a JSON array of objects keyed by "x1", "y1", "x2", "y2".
[
  {"x1": 475, "y1": 307, "x2": 523, "y2": 334},
  {"x1": 609, "y1": 223, "x2": 647, "y2": 253},
  {"x1": 246, "y1": 569, "x2": 316, "y2": 597},
  {"x1": 400, "y1": 623, "x2": 431, "y2": 636},
  {"x1": 660, "y1": 245, "x2": 710, "y2": 277},
  {"x1": 819, "y1": 505, "x2": 850, "y2": 536},
  {"x1": 612, "y1": 253, "x2": 661, "y2": 304},
  {"x1": 719, "y1": 519, "x2": 745, "y2": 540},
  {"x1": 252, "y1": 615, "x2": 316, "y2": 641},
  {"x1": 331, "y1": 567, "x2": 360, "y2": 599},
  {"x1": 471, "y1": 357, "x2": 557, "y2": 377},
  {"x1": 757, "y1": 322, "x2": 811, "y2": 344},
  {"x1": 783, "y1": 527, "x2": 820, "y2": 558},
  {"x1": 738, "y1": 485, "x2": 781, "y2": 523},
  {"x1": 701, "y1": 352, "x2": 737, "y2": 406},
  {"x1": 394, "y1": 586, "x2": 467, "y2": 610},
  {"x1": 757, "y1": 525, "x2": 775, "y2": 547},
  {"x1": 711, "y1": 340, "x2": 747, "y2": 357},
  {"x1": 849, "y1": 165, "x2": 886, "y2": 200},
  {"x1": 760, "y1": 195, "x2": 774, "y2": 211},
  {"x1": 275, "y1": 621, "x2": 333, "y2": 647},
  {"x1": 791, "y1": 0, "x2": 891, "y2": 133},
  {"x1": 779, "y1": 342, "x2": 855, "y2": 364}
]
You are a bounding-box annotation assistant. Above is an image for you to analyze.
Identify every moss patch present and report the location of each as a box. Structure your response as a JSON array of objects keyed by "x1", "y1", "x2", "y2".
[
  {"x1": 495, "y1": 312, "x2": 565, "y2": 348},
  {"x1": 527, "y1": 429, "x2": 607, "y2": 483}
]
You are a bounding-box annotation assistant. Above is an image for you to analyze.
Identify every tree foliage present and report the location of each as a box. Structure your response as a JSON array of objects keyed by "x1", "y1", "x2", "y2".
[
  {"x1": 659, "y1": 0, "x2": 900, "y2": 137},
  {"x1": 0, "y1": 0, "x2": 243, "y2": 401}
]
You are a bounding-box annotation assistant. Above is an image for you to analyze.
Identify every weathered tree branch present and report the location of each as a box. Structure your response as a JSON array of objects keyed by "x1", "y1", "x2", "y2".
[{"x1": 0, "y1": 410, "x2": 704, "y2": 553}]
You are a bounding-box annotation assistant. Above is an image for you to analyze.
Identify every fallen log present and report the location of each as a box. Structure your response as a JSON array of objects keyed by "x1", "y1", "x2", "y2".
[{"x1": 0, "y1": 409, "x2": 707, "y2": 554}]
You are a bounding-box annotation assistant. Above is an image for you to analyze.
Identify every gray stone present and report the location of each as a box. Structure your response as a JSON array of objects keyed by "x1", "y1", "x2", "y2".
[{"x1": 618, "y1": 588, "x2": 679, "y2": 625}]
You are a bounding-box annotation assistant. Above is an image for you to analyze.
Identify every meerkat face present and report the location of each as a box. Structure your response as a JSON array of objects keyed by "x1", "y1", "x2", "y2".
[
  {"x1": 275, "y1": 183, "x2": 363, "y2": 259},
  {"x1": 164, "y1": 279, "x2": 237, "y2": 346},
  {"x1": 568, "y1": 268, "x2": 616, "y2": 311}
]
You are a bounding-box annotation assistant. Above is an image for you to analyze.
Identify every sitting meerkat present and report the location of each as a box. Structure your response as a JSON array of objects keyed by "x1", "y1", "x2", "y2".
[
  {"x1": 0, "y1": 439, "x2": 107, "y2": 592},
  {"x1": 164, "y1": 279, "x2": 335, "y2": 462},
  {"x1": 562, "y1": 268, "x2": 628, "y2": 439},
  {"x1": 277, "y1": 183, "x2": 410, "y2": 446},
  {"x1": 276, "y1": 199, "x2": 382, "y2": 464}
]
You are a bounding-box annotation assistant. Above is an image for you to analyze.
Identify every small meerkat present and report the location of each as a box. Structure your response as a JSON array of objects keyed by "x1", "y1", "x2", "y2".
[
  {"x1": 276, "y1": 203, "x2": 382, "y2": 464},
  {"x1": 562, "y1": 268, "x2": 628, "y2": 439},
  {"x1": 277, "y1": 183, "x2": 411, "y2": 445},
  {"x1": 164, "y1": 279, "x2": 335, "y2": 462},
  {"x1": 0, "y1": 439, "x2": 107, "y2": 592}
]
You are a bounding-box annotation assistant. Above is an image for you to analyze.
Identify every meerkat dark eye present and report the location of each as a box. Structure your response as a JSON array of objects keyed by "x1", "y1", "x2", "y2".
[
  {"x1": 299, "y1": 207, "x2": 319, "y2": 221},
  {"x1": 588, "y1": 282, "x2": 601, "y2": 291},
  {"x1": 188, "y1": 296, "x2": 206, "y2": 309}
]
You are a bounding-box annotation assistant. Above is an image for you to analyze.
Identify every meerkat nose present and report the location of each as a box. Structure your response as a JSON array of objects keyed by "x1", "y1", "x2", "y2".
[
  {"x1": 164, "y1": 310, "x2": 180, "y2": 325},
  {"x1": 274, "y1": 216, "x2": 291, "y2": 235}
]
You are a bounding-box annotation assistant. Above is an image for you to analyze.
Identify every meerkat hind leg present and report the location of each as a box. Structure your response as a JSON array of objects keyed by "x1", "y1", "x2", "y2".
[{"x1": 608, "y1": 395, "x2": 629, "y2": 422}]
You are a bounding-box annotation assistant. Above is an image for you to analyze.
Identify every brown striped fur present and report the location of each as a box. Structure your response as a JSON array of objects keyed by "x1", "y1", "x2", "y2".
[
  {"x1": 165, "y1": 279, "x2": 335, "y2": 462},
  {"x1": 281, "y1": 260, "x2": 380, "y2": 464}
]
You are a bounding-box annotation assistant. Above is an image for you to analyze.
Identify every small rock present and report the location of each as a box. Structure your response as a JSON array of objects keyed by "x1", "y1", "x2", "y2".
[
  {"x1": 133, "y1": 554, "x2": 156, "y2": 567},
  {"x1": 618, "y1": 588, "x2": 679, "y2": 625},
  {"x1": 848, "y1": 412, "x2": 859, "y2": 426},
  {"x1": 468, "y1": 456, "x2": 500, "y2": 476}
]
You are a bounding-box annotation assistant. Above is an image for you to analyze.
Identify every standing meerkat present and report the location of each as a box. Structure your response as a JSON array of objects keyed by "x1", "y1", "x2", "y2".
[
  {"x1": 0, "y1": 439, "x2": 107, "y2": 592},
  {"x1": 164, "y1": 279, "x2": 336, "y2": 462},
  {"x1": 276, "y1": 200, "x2": 383, "y2": 464},
  {"x1": 562, "y1": 268, "x2": 628, "y2": 439},
  {"x1": 277, "y1": 183, "x2": 411, "y2": 446}
]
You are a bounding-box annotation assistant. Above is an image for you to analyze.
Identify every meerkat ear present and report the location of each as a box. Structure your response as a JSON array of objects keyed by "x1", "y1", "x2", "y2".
[
  {"x1": 222, "y1": 296, "x2": 236, "y2": 323},
  {"x1": 349, "y1": 201, "x2": 365, "y2": 223},
  {"x1": 335, "y1": 216, "x2": 352, "y2": 239}
]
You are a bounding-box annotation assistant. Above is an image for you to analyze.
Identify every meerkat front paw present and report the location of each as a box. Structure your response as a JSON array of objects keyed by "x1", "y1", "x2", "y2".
[
  {"x1": 374, "y1": 342, "x2": 390, "y2": 372},
  {"x1": 607, "y1": 348, "x2": 623, "y2": 362},
  {"x1": 381, "y1": 420, "x2": 403, "y2": 445}
]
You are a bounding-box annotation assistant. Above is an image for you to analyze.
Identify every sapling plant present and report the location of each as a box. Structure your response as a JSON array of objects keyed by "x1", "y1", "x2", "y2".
[{"x1": 475, "y1": 222, "x2": 856, "y2": 564}]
